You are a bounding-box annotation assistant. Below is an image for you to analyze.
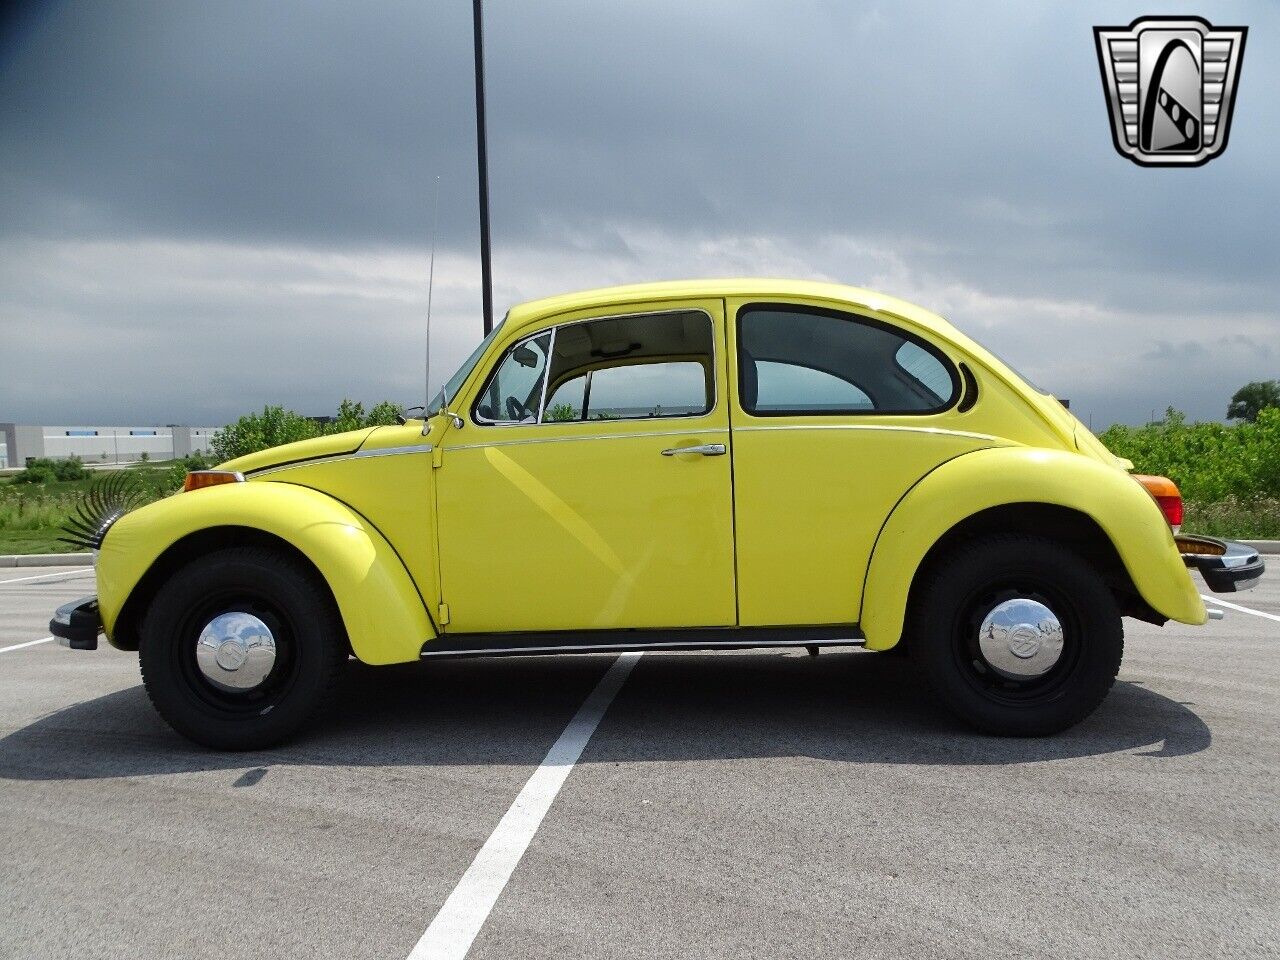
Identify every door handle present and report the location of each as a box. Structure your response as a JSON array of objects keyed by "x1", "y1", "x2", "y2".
[{"x1": 661, "y1": 443, "x2": 727, "y2": 457}]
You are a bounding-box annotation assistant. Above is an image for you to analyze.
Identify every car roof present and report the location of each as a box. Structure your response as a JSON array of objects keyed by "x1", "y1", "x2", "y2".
[{"x1": 505, "y1": 278, "x2": 964, "y2": 342}]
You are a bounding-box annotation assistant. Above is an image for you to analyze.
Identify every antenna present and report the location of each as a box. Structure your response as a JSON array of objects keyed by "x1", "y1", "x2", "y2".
[{"x1": 425, "y1": 174, "x2": 440, "y2": 414}]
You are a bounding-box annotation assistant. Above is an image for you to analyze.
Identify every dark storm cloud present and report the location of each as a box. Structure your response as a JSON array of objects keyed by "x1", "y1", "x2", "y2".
[{"x1": 0, "y1": 0, "x2": 1276, "y2": 427}]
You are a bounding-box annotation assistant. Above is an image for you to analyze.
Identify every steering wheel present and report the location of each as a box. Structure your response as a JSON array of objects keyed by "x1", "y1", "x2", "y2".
[{"x1": 505, "y1": 396, "x2": 530, "y2": 421}]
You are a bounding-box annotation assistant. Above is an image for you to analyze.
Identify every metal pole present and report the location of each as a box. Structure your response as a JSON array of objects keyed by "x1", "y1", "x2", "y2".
[{"x1": 472, "y1": 0, "x2": 494, "y2": 335}]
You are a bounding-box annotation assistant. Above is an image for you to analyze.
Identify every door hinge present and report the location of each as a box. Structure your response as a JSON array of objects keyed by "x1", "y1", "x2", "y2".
[
  {"x1": 432, "y1": 445, "x2": 444, "y2": 468},
  {"x1": 437, "y1": 602, "x2": 450, "y2": 625}
]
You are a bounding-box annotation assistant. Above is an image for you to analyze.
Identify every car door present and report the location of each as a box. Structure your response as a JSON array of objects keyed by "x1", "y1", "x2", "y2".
[
  {"x1": 727, "y1": 299, "x2": 995, "y2": 627},
  {"x1": 435, "y1": 299, "x2": 737, "y2": 634}
]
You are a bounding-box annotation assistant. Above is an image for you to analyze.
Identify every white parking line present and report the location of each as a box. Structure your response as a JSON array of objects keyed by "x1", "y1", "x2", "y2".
[
  {"x1": 0, "y1": 569, "x2": 94, "y2": 586},
  {"x1": 407, "y1": 652, "x2": 642, "y2": 960},
  {"x1": 1203, "y1": 596, "x2": 1280, "y2": 625},
  {"x1": 0, "y1": 636, "x2": 54, "y2": 654}
]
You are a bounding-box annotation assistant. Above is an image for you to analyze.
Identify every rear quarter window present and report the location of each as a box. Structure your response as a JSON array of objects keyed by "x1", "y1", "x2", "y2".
[{"x1": 737, "y1": 304, "x2": 959, "y2": 415}]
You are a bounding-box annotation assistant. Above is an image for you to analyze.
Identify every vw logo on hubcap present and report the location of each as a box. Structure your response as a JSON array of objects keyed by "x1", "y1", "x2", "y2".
[
  {"x1": 195, "y1": 612, "x2": 277, "y2": 692},
  {"x1": 1006, "y1": 625, "x2": 1043, "y2": 659},
  {"x1": 978, "y1": 599, "x2": 1064, "y2": 679},
  {"x1": 214, "y1": 637, "x2": 248, "y2": 671}
]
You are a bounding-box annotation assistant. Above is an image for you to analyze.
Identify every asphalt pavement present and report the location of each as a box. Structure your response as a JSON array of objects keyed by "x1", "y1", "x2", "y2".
[{"x1": 1, "y1": 566, "x2": 1277, "y2": 959}]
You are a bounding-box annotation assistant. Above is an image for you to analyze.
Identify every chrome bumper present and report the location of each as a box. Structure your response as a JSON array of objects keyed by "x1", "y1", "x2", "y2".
[
  {"x1": 50, "y1": 596, "x2": 102, "y2": 650},
  {"x1": 1178, "y1": 536, "x2": 1265, "y2": 593}
]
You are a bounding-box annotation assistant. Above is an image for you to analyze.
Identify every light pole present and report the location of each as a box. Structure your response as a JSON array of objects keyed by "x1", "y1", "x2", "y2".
[{"x1": 472, "y1": 0, "x2": 494, "y2": 336}]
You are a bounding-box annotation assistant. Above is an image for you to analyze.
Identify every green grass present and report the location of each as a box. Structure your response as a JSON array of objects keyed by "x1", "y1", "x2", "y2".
[
  {"x1": 0, "y1": 467, "x2": 180, "y2": 554},
  {"x1": 0, "y1": 529, "x2": 79, "y2": 554},
  {"x1": 1183, "y1": 497, "x2": 1280, "y2": 540}
]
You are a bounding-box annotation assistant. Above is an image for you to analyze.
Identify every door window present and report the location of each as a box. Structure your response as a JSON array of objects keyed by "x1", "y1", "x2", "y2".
[
  {"x1": 482, "y1": 309, "x2": 715, "y2": 425},
  {"x1": 547, "y1": 361, "x2": 709, "y2": 421},
  {"x1": 737, "y1": 304, "x2": 957, "y2": 415}
]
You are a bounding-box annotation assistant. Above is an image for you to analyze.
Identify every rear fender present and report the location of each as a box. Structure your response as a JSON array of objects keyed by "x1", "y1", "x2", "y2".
[
  {"x1": 97, "y1": 481, "x2": 435, "y2": 665},
  {"x1": 860, "y1": 447, "x2": 1206, "y2": 649}
]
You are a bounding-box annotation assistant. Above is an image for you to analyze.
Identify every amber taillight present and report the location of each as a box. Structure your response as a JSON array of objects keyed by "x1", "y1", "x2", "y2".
[{"x1": 1134, "y1": 474, "x2": 1183, "y2": 529}]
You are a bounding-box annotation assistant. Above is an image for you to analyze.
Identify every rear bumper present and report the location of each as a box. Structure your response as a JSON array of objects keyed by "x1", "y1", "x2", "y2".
[
  {"x1": 50, "y1": 596, "x2": 102, "y2": 650},
  {"x1": 1177, "y1": 536, "x2": 1265, "y2": 593}
]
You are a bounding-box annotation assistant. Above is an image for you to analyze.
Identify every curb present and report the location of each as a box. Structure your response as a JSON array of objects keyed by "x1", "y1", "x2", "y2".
[
  {"x1": 0, "y1": 553, "x2": 94, "y2": 567},
  {"x1": 1242, "y1": 541, "x2": 1280, "y2": 555}
]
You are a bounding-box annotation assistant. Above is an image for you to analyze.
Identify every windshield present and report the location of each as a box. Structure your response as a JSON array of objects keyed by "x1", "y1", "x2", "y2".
[{"x1": 427, "y1": 319, "x2": 504, "y2": 416}]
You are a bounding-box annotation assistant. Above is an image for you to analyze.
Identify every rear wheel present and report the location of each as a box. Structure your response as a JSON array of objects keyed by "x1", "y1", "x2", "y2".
[
  {"x1": 139, "y1": 547, "x2": 345, "y2": 750},
  {"x1": 908, "y1": 534, "x2": 1123, "y2": 736}
]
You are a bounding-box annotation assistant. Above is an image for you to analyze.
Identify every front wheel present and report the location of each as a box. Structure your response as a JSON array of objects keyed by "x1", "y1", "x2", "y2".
[
  {"x1": 139, "y1": 547, "x2": 346, "y2": 750},
  {"x1": 908, "y1": 535, "x2": 1124, "y2": 736}
]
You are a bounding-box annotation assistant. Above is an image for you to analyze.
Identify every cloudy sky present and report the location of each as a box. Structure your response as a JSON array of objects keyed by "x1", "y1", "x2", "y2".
[{"x1": 1, "y1": 0, "x2": 1276, "y2": 429}]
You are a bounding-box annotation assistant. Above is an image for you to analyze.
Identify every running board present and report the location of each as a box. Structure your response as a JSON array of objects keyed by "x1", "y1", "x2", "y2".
[{"x1": 418, "y1": 625, "x2": 864, "y2": 660}]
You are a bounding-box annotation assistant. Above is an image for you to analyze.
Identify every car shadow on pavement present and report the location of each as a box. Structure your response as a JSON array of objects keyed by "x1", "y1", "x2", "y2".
[{"x1": 0, "y1": 649, "x2": 1211, "y2": 782}]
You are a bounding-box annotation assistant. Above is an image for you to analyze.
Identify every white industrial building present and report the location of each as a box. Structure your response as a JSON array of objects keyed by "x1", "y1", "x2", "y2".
[{"x1": 0, "y1": 424, "x2": 221, "y2": 469}]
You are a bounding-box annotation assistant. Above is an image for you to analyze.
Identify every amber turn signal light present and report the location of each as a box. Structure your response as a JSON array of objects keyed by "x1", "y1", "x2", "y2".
[
  {"x1": 1174, "y1": 535, "x2": 1226, "y2": 557},
  {"x1": 183, "y1": 470, "x2": 245, "y2": 492},
  {"x1": 1133, "y1": 474, "x2": 1183, "y2": 528}
]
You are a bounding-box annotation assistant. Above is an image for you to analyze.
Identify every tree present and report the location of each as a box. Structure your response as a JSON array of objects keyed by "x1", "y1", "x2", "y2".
[
  {"x1": 1227, "y1": 380, "x2": 1280, "y2": 422},
  {"x1": 328, "y1": 398, "x2": 402, "y2": 434},
  {"x1": 210, "y1": 400, "x2": 406, "y2": 461},
  {"x1": 363, "y1": 400, "x2": 403, "y2": 427},
  {"x1": 211, "y1": 405, "x2": 321, "y2": 461}
]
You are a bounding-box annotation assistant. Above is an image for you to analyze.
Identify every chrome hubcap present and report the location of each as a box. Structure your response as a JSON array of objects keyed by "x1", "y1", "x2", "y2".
[
  {"x1": 195, "y1": 612, "x2": 277, "y2": 692},
  {"x1": 977, "y1": 598, "x2": 1064, "y2": 680}
]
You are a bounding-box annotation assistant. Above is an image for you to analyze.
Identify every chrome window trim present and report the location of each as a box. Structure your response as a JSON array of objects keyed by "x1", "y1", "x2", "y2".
[
  {"x1": 535, "y1": 325, "x2": 557, "y2": 424},
  {"x1": 470, "y1": 307, "x2": 719, "y2": 429}
]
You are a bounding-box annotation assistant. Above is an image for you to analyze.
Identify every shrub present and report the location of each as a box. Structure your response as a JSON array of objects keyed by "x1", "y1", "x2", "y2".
[
  {"x1": 14, "y1": 457, "x2": 86, "y2": 484},
  {"x1": 210, "y1": 406, "x2": 321, "y2": 462},
  {"x1": 364, "y1": 400, "x2": 403, "y2": 427},
  {"x1": 328, "y1": 399, "x2": 403, "y2": 435},
  {"x1": 1099, "y1": 407, "x2": 1280, "y2": 502},
  {"x1": 13, "y1": 460, "x2": 55, "y2": 484},
  {"x1": 210, "y1": 400, "x2": 404, "y2": 461},
  {"x1": 53, "y1": 456, "x2": 88, "y2": 481}
]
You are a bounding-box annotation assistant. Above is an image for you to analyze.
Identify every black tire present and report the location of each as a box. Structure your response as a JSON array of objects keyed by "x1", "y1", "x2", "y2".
[
  {"x1": 908, "y1": 534, "x2": 1123, "y2": 736},
  {"x1": 139, "y1": 547, "x2": 346, "y2": 750}
]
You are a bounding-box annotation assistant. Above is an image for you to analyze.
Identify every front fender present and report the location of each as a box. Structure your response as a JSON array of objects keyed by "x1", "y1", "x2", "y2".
[
  {"x1": 97, "y1": 481, "x2": 435, "y2": 665},
  {"x1": 860, "y1": 447, "x2": 1206, "y2": 650}
]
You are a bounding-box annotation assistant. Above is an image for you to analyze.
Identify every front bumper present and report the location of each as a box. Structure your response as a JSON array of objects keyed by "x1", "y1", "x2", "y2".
[
  {"x1": 1177, "y1": 536, "x2": 1265, "y2": 593},
  {"x1": 50, "y1": 596, "x2": 102, "y2": 650}
]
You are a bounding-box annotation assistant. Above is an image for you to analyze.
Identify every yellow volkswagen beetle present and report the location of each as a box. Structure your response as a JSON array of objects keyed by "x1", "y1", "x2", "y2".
[{"x1": 50, "y1": 280, "x2": 1264, "y2": 748}]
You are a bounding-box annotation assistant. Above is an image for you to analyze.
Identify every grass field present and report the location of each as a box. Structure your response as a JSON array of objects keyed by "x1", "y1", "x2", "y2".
[
  {"x1": 1182, "y1": 497, "x2": 1280, "y2": 540},
  {"x1": 0, "y1": 467, "x2": 180, "y2": 554}
]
